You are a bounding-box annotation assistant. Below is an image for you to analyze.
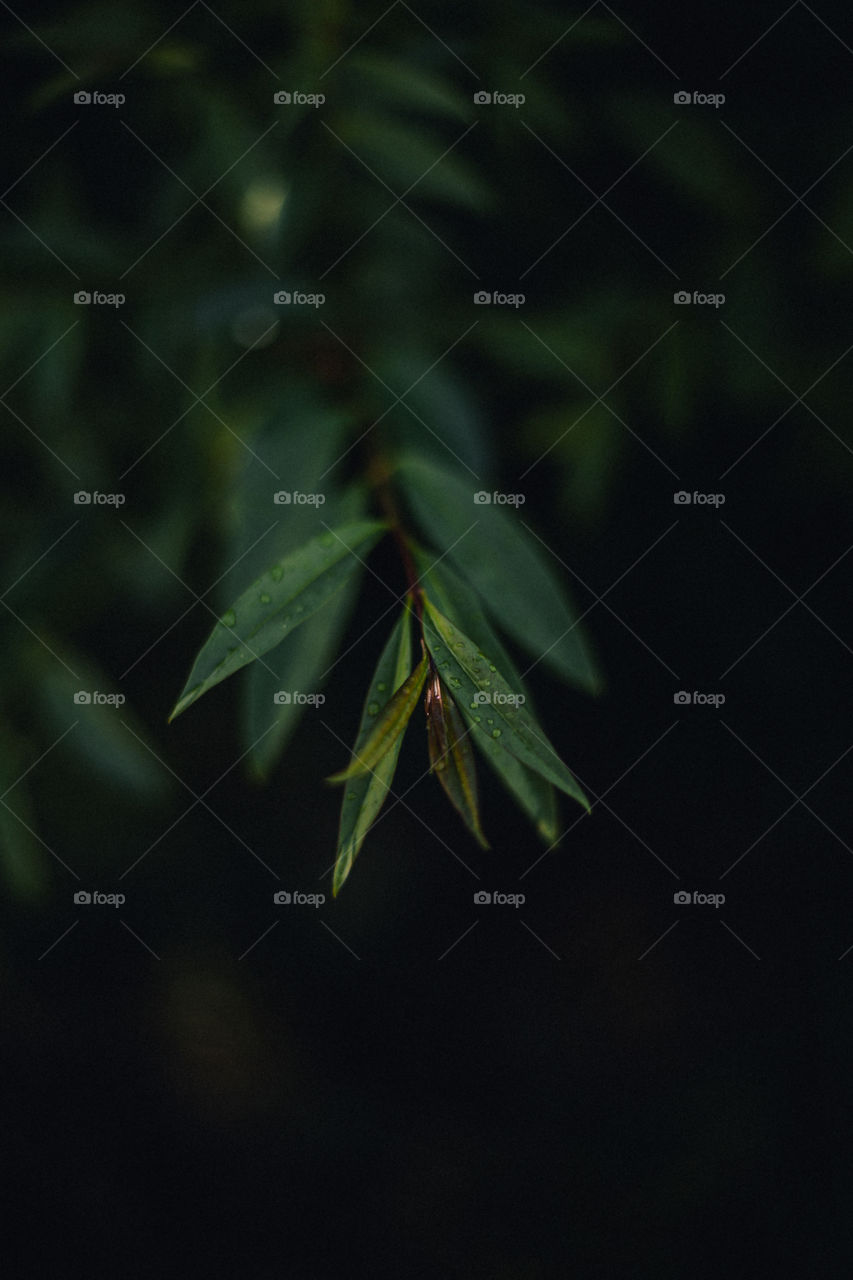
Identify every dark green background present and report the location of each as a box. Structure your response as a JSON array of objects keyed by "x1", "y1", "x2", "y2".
[{"x1": 2, "y1": 0, "x2": 851, "y2": 1274}]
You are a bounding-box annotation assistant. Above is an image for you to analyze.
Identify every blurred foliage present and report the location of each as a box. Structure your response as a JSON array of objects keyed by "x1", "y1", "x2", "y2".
[{"x1": 0, "y1": 0, "x2": 850, "y2": 903}]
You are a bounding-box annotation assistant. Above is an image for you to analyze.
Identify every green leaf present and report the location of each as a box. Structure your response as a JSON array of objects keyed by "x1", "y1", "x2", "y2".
[
  {"x1": 345, "y1": 52, "x2": 468, "y2": 122},
  {"x1": 462, "y1": 716, "x2": 560, "y2": 844},
  {"x1": 371, "y1": 351, "x2": 490, "y2": 476},
  {"x1": 425, "y1": 672, "x2": 489, "y2": 849},
  {"x1": 32, "y1": 652, "x2": 170, "y2": 800},
  {"x1": 242, "y1": 577, "x2": 360, "y2": 781},
  {"x1": 240, "y1": 482, "x2": 368, "y2": 780},
  {"x1": 411, "y1": 549, "x2": 526, "y2": 687},
  {"x1": 413, "y1": 553, "x2": 559, "y2": 842},
  {"x1": 170, "y1": 520, "x2": 387, "y2": 720},
  {"x1": 398, "y1": 454, "x2": 600, "y2": 693},
  {"x1": 328, "y1": 647, "x2": 427, "y2": 783},
  {"x1": 340, "y1": 113, "x2": 490, "y2": 212},
  {"x1": 422, "y1": 601, "x2": 589, "y2": 812},
  {"x1": 332, "y1": 608, "x2": 414, "y2": 896}
]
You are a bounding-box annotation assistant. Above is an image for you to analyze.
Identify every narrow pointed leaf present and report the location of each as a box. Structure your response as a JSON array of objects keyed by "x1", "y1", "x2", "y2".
[
  {"x1": 241, "y1": 483, "x2": 369, "y2": 780},
  {"x1": 328, "y1": 649, "x2": 427, "y2": 783},
  {"x1": 423, "y1": 601, "x2": 589, "y2": 812},
  {"x1": 332, "y1": 608, "x2": 414, "y2": 896},
  {"x1": 426, "y1": 672, "x2": 489, "y2": 848},
  {"x1": 412, "y1": 550, "x2": 559, "y2": 842},
  {"x1": 411, "y1": 549, "x2": 525, "y2": 686},
  {"x1": 170, "y1": 520, "x2": 387, "y2": 720},
  {"x1": 243, "y1": 576, "x2": 360, "y2": 781},
  {"x1": 461, "y1": 717, "x2": 560, "y2": 844},
  {"x1": 398, "y1": 454, "x2": 601, "y2": 693}
]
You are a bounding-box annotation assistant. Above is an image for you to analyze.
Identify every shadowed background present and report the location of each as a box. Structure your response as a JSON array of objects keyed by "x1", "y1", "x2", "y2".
[{"x1": 1, "y1": 0, "x2": 851, "y2": 1274}]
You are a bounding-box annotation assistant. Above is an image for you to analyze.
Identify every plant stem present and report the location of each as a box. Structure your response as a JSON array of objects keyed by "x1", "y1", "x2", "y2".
[{"x1": 368, "y1": 453, "x2": 425, "y2": 630}]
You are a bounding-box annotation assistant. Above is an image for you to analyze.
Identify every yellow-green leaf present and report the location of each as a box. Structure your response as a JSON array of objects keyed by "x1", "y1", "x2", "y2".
[{"x1": 327, "y1": 649, "x2": 427, "y2": 784}]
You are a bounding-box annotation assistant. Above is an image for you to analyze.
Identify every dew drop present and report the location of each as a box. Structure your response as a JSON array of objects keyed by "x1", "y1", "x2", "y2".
[
  {"x1": 469, "y1": 702, "x2": 478, "y2": 711},
  {"x1": 488, "y1": 664, "x2": 496, "y2": 672},
  {"x1": 320, "y1": 533, "x2": 334, "y2": 547},
  {"x1": 367, "y1": 701, "x2": 379, "y2": 716},
  {"x1": 271, "y1": 566, "x2": 283, "y2": 582},
  {"x1": 473, "y1": 715, "x2": 482, "y2": 723},
  {"x1": 481, "y1": 679, "x2": 491, "y2": 688},
  {"x1": 491, "y1": 729, "x2": 502, "y2": 739},
  {"x1": 222, "y1": 610, "x2": 236, "y2": 627},
  {"x1": 259, "y1": 592, "x2": 271, "y2": 605},
  {"x1": 486, "y1": 718, "x2": 494, "y2": 726},
  {"x1": 346, "y1": 791, "x2": 358, "y2": 801},
  {"x1": 449, "y1": 678, "x2": 461, "y2": 689}
]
